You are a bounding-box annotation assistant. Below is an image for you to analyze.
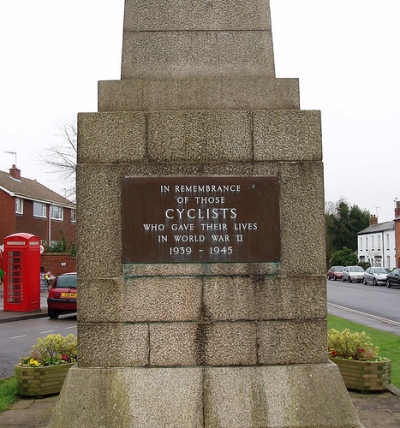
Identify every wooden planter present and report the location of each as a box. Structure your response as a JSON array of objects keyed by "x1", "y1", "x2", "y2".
[
  {"x1": 330, "y1": 358, "x2": 391, "y2": 392},
  {"x1": 14, "y1": 363, "x2": 75, "y2": 396}
]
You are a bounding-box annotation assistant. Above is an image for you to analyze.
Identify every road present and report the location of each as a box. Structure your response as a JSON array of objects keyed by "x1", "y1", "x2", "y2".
[
  {"x1": 327, "y1": 279, "x2": 400, "y2": 335},
  {"x1": 0, "y1": 314, "x2": 77, "y2": 379}
]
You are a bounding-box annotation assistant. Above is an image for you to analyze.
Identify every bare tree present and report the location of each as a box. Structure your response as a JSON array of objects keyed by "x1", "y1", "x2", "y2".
[{"x1": 39, "y1": 119, "x2": 77, "y2": 200}]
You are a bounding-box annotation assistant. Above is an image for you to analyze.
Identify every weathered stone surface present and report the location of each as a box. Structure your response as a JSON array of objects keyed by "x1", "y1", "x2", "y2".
[
  {"x1": 78, "y1": 323, "x2": 148, "y2": 367},
  {"x1": 204, "y1": 321, "x2": 258, "y2": 366},
  {"x1": 279, "y1": 161, "x2": 326, "y2": 276},
  {"x1": 150, "y1": 323, "x2": 199, "y2": 367},
  {"x1": 257, "y1": 320, "x2": 328, "y2": 365},
  {"x1": 253, "y1": 110, "x2": 322, "y2": 161},
  {"x1": 147, "y1": 111, "x2": 252, "y2": 162},
  {"x1": 78, "y1": 277, "x2": 202, "y2": 323},
  {"x1": 122, "y1": 31, "x2": 275, "y2": 79},
  {"x1": 204, "y1": 364, "x2": 362, "y2": 427},
  {"x1": 77, "y1": 111, "x2": 323, "y2": 164},
  {"x1": 123, "y1": 261, "x2": 280, "y2": 278},
  {"x1": 203, "y1": 275, "x2": 326, "y2": 321},
  {"x1": 49, "y1": 364, "x2": 362, "y2": 427},
  {"x1": 123, "y1": 0, "x2": 271, "y2": 31},
  {"x1": 78, "y1": 112, "x2": 146, "y2": 163},
  {"x1": 98, "y1": 78, "x2": 300, "y2": 112},
  {"x1": 76, "y1": 164, "x2": 121, "y2": 278},
  {"x1": 48, "y1": 367, "x2": 204, "y2": 428}
]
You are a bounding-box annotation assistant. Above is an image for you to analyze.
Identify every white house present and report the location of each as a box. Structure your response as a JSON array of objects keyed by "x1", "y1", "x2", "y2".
[{"x1": 357, "y1": 215, "x2": 396, "y2": 270}]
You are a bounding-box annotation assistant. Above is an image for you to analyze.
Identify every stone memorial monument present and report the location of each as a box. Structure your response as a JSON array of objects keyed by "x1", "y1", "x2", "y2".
[{"x1": 49, "y1": 1, "x2": 362, "y2": 426}]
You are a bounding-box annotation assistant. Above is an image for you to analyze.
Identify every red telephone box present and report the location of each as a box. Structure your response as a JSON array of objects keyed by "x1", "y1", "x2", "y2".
[{"x1": 3, "y1": 233, "x2": 41, "y2": 312}]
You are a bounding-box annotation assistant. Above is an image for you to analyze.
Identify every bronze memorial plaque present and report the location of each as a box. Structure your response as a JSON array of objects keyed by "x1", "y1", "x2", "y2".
[{"x1": 121, "y1": 176, "x2": 280, "y2": 263}]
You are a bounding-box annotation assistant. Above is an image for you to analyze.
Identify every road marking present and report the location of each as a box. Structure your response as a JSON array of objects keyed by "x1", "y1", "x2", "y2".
[
  {"x1": 9, "y1": 335, "x2": 27, "y2": 339},
  {"x1": 40, "y1": 330, "x2": 55, "y2": 334},
  {"x1": 328, "y1": 303, "x2": 400, "y2": 327},
  {"x1": 65, "y1": 326, "x2": 77, "y2": 330}
]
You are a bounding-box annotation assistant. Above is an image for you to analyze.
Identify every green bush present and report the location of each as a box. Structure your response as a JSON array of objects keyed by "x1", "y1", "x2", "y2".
[
  {"x1": 19, "y1": 334, "x2": 77, "y2": 367},
  {"x1": 328, "y1": 328, "x2": 380, "y2": 361}
]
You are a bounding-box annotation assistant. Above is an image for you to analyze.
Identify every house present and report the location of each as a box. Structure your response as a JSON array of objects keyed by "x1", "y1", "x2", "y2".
[
  {"x1": 0, "y1": 165, "x2": 76, "y2": 250},
  {"x1": 357, "y1": 201, "x2": 400, "y2": 270},
  {"x1": 395, "y1": 201, "x2": 400, "y2": 268}
]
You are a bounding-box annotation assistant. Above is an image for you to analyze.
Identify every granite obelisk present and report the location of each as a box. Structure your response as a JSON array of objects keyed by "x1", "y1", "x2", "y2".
[{"x1": 49, "y1": 1, "x2": 362, "y2": 426}]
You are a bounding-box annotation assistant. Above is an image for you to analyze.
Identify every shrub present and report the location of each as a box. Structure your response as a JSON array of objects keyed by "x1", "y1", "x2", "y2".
[
  {"x1": 19, "y1": 334, "x2": 77, "y2": 367},
  {"x1": 328, "y1": 328, "x2": 380, "y2": 361}
]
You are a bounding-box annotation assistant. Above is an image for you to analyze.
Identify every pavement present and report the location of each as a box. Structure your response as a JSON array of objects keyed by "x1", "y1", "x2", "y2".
[
  {"x1": 0, "y1": 287, "x2": 49, "y2": 324},
  {"x1": 1, "y1": 289, "x2": 400, "y2": 427}
]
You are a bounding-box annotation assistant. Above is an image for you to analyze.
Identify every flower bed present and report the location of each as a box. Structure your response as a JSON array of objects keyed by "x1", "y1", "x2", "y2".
[
  {"x1": 330, "y1": 358, "x2": 391, "y2": 392},
  {"x1": 15, "y1": 363, "x2": 75, "y2": 396},
  {"x1": 15, "y1": 333, "x2": 77, "y2": 397},
  {"x1": 328, "y1": 328, "x2": 391, "y2": 392}
]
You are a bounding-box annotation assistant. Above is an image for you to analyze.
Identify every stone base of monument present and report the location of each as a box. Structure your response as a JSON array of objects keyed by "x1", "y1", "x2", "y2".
[{"x1": 48, "y1": 362, "x2": 362, "y2": 427}]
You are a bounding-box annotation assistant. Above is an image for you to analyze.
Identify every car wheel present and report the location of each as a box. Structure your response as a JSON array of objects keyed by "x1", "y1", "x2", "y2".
[
  {"x1": 363, "y1": 278, "x2": 367, "y2": 285},
  {"x1": 348, "y1": 277, "x2": 352, "y2": 283},
  {"x1": 373, "y1": 278, "x2": 377, "y2": 286},
  {"x1": 48, "y1": 308, "x2": 60, "y2": 319},
  {"x1": 342, "y1": 277, "x2": 346, "y2": 282},
  {"x1": 386, "y1": 280, "x2": 391, "y2": 288}
]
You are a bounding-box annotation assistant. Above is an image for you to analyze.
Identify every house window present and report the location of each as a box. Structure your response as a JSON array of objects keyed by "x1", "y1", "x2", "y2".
[
  {"x1": 366, "y1": 237, "x2": 368, "y2": 251},
  {"x1": 386, "y1": 234, "x2": 390, "y2": 249},
  {"x1": 15, "y1": 198, "x2": 23, "y2": 214},
  {"x1": 371, "y1": 236, "x2": 374, "y2": 250},
  {"x1": 378, "y1": 235, "x2": 381, "y2": 250},
  {"x1": 51, "y1": 205, "x2": 63, "y2": 220},
  {"x1": 71, "y1": 209, "x2": 76, "y2": 223},
  {"x1": 359, "y1": 237, "x2": 363, "y2": 251},
  {"x1": 33, "y1": 202, "x2": 46, "y2": 218},
  {"x1": 387, "y1": 255, "x2": 391, "y2": 270}
]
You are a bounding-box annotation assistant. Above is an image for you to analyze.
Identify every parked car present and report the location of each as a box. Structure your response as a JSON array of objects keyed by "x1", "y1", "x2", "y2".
[
  {"x1": 386, "y1": 268, "x2": 400, "y2": 288},
  {"x1": 47, "y1": 272, "x2": 77, "y2": 319},
  {"x1": 363, "y1": 267, "x2": 389, "y2": 286},
  {"x1": 342, "y1": 266, "x2": 365, "y2": 283},
  {"x1": 327, "y1": 266, "x2": 345, "y2": 281}
]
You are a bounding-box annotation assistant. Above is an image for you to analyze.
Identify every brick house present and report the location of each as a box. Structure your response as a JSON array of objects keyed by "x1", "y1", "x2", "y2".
[{"x1": 0, "y1": 165, "x2": 76, "y2": 249}]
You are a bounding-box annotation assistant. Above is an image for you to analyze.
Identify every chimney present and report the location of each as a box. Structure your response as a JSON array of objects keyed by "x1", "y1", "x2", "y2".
[
  {"x1": 9, "y1": 165, "x2": 21, "y2": 180},
  {"x1": 395, "y1": 201, "x2": 400, "y2": 219},
  {"x1": 370, "y1": 214, "x2": 378, "y2": 226}
]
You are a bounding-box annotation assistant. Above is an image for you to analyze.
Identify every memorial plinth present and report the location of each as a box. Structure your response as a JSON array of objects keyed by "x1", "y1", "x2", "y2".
[{"x1": 49, "y1": 0, "x2": 362, "y2": 426}]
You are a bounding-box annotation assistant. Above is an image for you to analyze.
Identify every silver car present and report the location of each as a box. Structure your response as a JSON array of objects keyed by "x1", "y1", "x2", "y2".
[
  {"x1": 363, "y1": 267, "x2": 389, "y2": 286},
  {"x1": 342, "y1": 266, "x2": 365, "y2": 283}
]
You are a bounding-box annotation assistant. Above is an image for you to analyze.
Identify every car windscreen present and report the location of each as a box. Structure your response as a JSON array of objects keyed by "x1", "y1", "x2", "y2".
[
  {"x1": 374, "y1": 268, "x2": 388, "y2": 274},
  {"x1": 350, "y1": 267, "x2": 364, "y2": 272},
  {"x1": 54, "y1": 275, "x2": 77, "y2": 289}
]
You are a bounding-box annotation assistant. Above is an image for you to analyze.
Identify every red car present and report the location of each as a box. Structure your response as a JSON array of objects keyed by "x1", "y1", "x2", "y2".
[
  {"x1": 327, "y1": 266, "x2": 345, "y2": 281},
  {"x1": 47, "y1": 272, "x2": 77, "y2": 319}
]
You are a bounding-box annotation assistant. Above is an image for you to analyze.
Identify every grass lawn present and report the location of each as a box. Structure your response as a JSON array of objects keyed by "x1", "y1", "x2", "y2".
[
  {"x1": 328, "y1": 314, "x2": 400, "y2": 388},
  {"x1": 0, "y1": 377, "x2": 17, "y2": 413}
]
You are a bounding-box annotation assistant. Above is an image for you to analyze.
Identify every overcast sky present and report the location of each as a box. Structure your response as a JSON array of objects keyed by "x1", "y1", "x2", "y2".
[{"x1": 0, "y1": 0, "x2": 399, "y2": 222}]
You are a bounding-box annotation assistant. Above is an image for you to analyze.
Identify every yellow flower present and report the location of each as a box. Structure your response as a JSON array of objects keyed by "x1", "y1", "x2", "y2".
[{"x1": 29, "y1": 359, "x2": 40, "y2": 367}]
